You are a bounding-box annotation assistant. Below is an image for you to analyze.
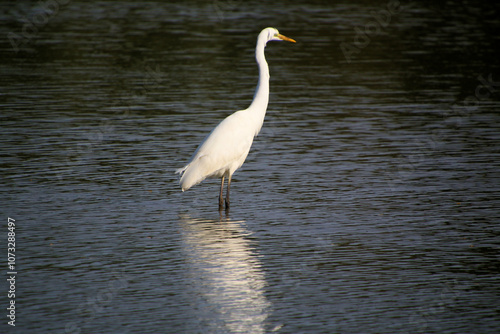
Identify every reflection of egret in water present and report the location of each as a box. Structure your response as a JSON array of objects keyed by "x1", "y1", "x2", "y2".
[{"x1": 179, "y1": 215, "x2": 271, "y2": 333}]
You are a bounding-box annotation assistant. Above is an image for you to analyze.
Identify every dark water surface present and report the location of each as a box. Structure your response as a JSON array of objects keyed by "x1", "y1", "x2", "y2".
[{"x1": 1, "y1": 1, "x2": 499, "y2": 333}]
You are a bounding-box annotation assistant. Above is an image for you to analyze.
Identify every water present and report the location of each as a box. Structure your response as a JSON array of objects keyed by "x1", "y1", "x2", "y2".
[{"x1": 1, "y1": 1, "x2": 499, "y2": 333}]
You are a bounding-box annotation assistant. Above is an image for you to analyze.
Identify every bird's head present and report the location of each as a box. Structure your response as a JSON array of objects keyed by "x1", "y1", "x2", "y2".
[{"x1": 260, "y1": 27, "x2": 296, "y2": 45}]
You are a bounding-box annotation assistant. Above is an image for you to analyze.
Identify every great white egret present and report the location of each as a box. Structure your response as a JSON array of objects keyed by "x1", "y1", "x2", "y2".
[{"x1": 176, "y1": 27, "x2": 296, "y2": 211}]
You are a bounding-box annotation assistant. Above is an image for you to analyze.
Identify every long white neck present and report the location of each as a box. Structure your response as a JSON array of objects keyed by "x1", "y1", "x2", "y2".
[{"x1": 247, "y1": 38, "x2": 270, "y2": 135}]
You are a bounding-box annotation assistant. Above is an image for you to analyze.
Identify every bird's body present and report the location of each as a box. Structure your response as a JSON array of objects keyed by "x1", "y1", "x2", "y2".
[
  {"x1": 176, "y1": 27, "x2": 295, "y2": 210},
  {"x1": 176, "y1": 108, "x2": 257, "y2": 191}
]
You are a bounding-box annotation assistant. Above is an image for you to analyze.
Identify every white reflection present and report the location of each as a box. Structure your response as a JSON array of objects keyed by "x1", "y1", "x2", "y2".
[{"x1": 179, "y1": 214, "x2": 270, "y2": 333}]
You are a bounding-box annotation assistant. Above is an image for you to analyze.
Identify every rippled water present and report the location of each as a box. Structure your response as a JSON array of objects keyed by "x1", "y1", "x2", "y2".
[{"x1": 1, "y1": 1, "x2": 500, "y2": 333}]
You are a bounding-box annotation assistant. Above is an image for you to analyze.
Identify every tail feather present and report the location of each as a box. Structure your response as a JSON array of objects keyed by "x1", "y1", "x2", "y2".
[
  {"x1": 175, "y1": 165, "x2": 187, "y2": 175},
  {"x1": 175, "y1": 164, "x2": 190, "y2": 192},
  {"x1": 176, "y1": 157, "x2": 210, "y2": 192}
]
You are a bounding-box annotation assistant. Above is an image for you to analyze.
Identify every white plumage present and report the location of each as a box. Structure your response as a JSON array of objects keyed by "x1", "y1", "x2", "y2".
[{"x1": 176, "y1": 27, "x2": 296, "y2": 210}]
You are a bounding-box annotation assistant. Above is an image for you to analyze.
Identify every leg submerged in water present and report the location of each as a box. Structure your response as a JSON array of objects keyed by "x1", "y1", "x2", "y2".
[
  {"x1": 225, "y1": 175, "x2": 231, "y2": 211},
  {"x1": 219, "y1": 175, "x2": 225, "y2": 211}
]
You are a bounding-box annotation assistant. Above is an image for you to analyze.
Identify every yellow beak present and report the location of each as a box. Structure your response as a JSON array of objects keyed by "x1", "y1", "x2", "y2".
[{"x1": 277, "y1": 34, "x2": 296, "y2": 43}]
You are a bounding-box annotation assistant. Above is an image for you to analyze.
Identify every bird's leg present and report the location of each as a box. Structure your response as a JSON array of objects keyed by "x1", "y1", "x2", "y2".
[
  {"x1": 219, "y1": 175, "x2": 225, "y2": 211},
  {"x1": 225, "y1": 175, "x2": 231, "y2": 211}
]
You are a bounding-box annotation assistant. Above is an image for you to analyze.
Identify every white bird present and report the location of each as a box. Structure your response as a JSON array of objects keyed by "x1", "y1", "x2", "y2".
[{"x1": 176, "y1": 27, "x2": 296, "y2": 211}]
